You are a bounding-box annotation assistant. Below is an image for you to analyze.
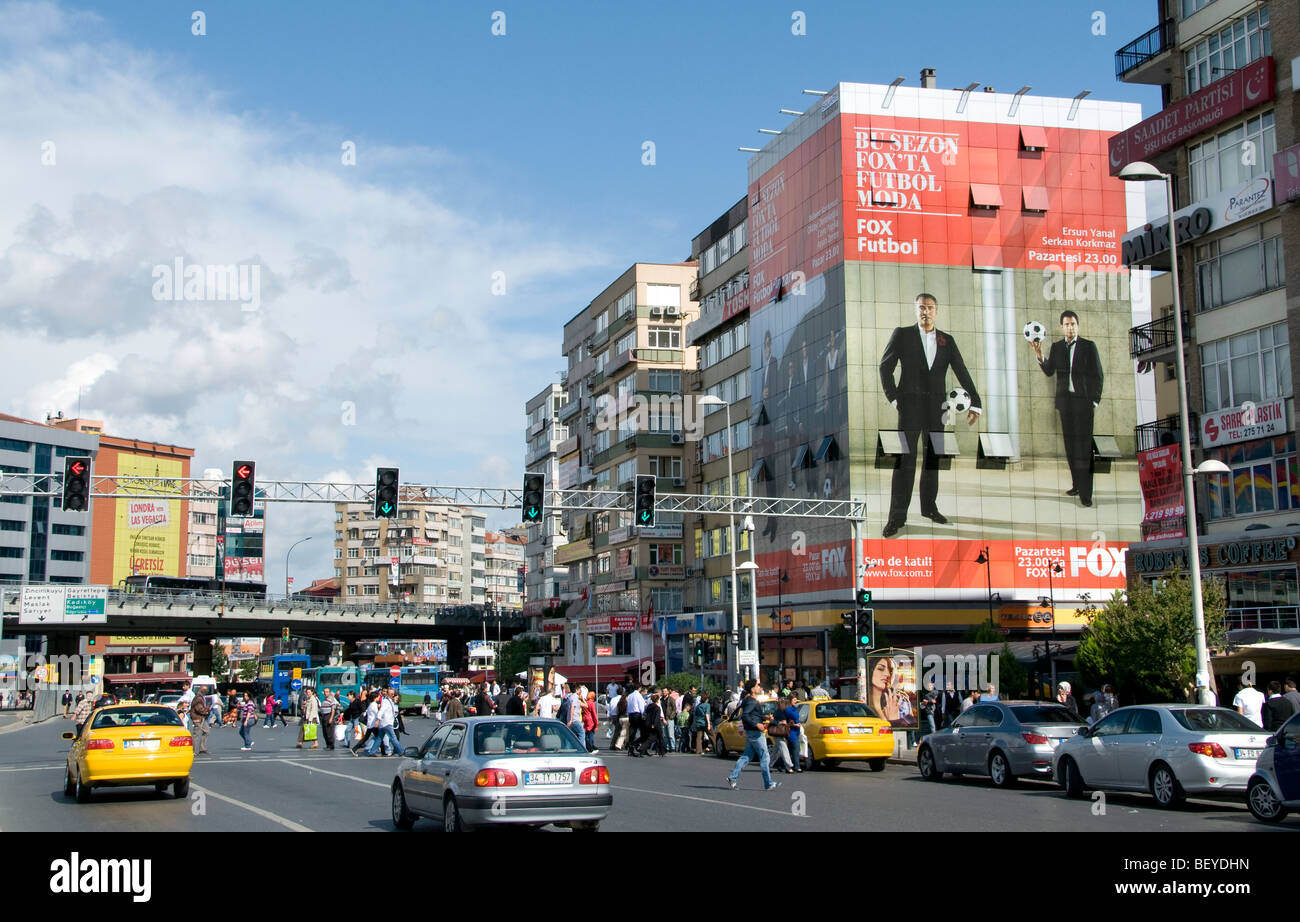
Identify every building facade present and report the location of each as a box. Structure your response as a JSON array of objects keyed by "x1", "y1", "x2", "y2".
[
  {"x1": 485, "y1": 529, "x2": 526, "y2": 611},
  {"x1": 0, "y1": 413, "x2": 98, "y2": 585},
  {"x1": 1119, "y1": 0, "x2": 1300, "y2": 650},
  {"x1": 333, "y1": 501, "x2": 484, "y2": 605},
  {"x1": 523, "y1": 382, "x2": 569, "y2": 628}
]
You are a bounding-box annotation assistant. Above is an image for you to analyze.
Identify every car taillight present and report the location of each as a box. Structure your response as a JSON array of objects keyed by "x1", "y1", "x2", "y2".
[
  {"x1": 474, "y1": 768, "x2": 518, "y2": 787},
  {"x1": 86, "y1": 739, "x2": 114, "y2": 750},
  {"x1": 1022, "y1": 732, "x2": 1049, "y2": 745},
  {"x1": 170, "y1": 737, "x2": 192, "y2": 747},
  {"x1": 819, "y1": 726, "x2": 843, "y2": 735},
  {"x1": 878, "y1": 726, "x2": 893, "y2": 735},
  {"x1": 1188, "y1": 742, "x2": 1227, "y2": 759},
  {"x1": 579, "y1": 766, "x2": 610, "y2": 785}
]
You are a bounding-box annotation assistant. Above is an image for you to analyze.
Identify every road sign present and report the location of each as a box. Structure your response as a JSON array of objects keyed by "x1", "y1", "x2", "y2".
[
  {"x1": 19, "y1": 587, "x2": 63, "y2": 624},
  {"x1": 90, "y1": 675, "x2": 100, "y2": 684},
  {"x1": 595, "y1": 646, "x2": 612, "y2": 657},
  {"x1": 65, "y1": 588, "x2": 107, "y2": 623},
  {"x1": 737, "y1": 650, "x2": 758, "y2": 666},
  {"x1": 290, "y1": 679, "x2": 303, "y2": 690},
  {"x1": 292, "y1": 667, "x2": 302, "y2": 679},
  {"x1": 389, "y1": 666, "x2": 401, "y2": 677}
]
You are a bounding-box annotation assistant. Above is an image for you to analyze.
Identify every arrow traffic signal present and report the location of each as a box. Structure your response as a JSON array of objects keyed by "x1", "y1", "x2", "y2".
[
  {"x1": 231, "y1": 460, "x2": 256, "y2": 516},
  {"x1": 375, "y1": 468, "x2": 399, "y2": 519},
  {"x1": 62, "y1": 456, "x2": 91, "y2": 512},
  {"x1": 635, "y1": 474, "x2": 656, "y2": 527},
  {"x1": 521, "y1": 474, "x2": 544, "y2": 524}
]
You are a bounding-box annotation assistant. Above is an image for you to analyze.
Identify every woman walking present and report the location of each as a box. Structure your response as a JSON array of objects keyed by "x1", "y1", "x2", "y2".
[
  {"x1": 239, "y1": 692, "x2": 257, "y2": 751},
  {"x1": 582, "y1": 690, "x2": 599, "y2": 753}
]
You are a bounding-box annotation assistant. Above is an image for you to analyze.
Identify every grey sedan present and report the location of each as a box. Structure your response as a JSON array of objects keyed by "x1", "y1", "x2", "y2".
[
  {"x1": 391, "y1": 716, "x2": 612, "y2": 832},
  {"x1": 917, "y1": 701, "x2": 1085, "y2": 787},
  {"x1": 1054, "y1": 705, "x2": 1269, "y2": 808}
]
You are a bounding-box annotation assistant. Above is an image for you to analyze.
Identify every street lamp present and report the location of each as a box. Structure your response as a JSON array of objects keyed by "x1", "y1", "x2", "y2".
[
  {"x1": 130, "y1": 518, "x2": 166, "y2": 577},
  {"x1": 1119, "y1": 160, "x2": 1224, "y2": 705},
  {"x1": 1043, "y1": 560, "x2": 1063, "y2": 692},
  {"x1": 738, "y1": 559, "x2": 759, "y2": 684},
  {"x1": 285, "y1": 536, "x2": 312, "y2": 601},
  {"x1": 975, "y1": 547, "x2": 994, "y2": 628},
  {"x1": 698, "y1": 394, "x2": 740, "y2": 684},
  {"x1": 770, "y1": 570, "x2": 790, "y2": 685}
]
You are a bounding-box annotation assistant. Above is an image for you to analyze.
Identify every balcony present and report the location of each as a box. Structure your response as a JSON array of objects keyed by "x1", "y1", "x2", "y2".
[
  {"x1": 1135, "y1": 415, "x2": 1198, "y2": 453},
  {"x1": 1129, "y1": 312, "x2": 1187, "y2": 362},
  {"x1": 558, "y1": 397, "x2": 582, "y2": 423},
  {"x1": 1115, "y1": 19, "x2": 1176, "y2": 83},
  {"x1": 689, "y1": 277, "x2": 701, "y2": 302}
]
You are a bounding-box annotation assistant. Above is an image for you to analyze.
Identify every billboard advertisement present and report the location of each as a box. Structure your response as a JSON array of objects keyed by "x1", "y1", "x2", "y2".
[
  {"x1": 748, "y1": 86, "x2": 1145, "y2": 605},
  {"x1": 866, "y1": 651, "x2": 918, "y2": 730},
  {"x1": 112, "y1": 455, "x2": 183, "y2": 584},
  {"x1": 1138, "y1": 445, "x2": 1185, "y2": 539}
]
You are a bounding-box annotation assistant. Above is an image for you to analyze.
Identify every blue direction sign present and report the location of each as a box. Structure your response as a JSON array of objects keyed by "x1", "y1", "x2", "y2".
[{"x1": 290, "y1": 679, "x2": 303, "y2": 690}]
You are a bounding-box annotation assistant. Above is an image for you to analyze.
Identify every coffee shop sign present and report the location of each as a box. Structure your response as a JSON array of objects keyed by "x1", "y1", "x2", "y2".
[{"x1": 1134, "y1": 537, "x2": 1297, "y2": 573}]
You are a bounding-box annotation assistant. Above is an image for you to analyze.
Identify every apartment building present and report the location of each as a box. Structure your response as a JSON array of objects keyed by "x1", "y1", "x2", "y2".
[
  {"x1": 333, "y1": 501, "x2": 484, "y2": 604},
  {"x1": 681, "y1": 197, "x2": 756, "y2": 683},
  {"x1": 1118, "y1": 0, "x2": 1300, "y2": 640},
  {"x1": 186, "y1": 467, "x2": 222, "y2": 579},
  {"x1": 523, "y1": 382, "x2": 569, "y2": 629},
  {"x1": 548, "y1": 263, "x2": 699, "y2": 682},
  {"x1": 485, "y1": 528, "x2": 526, "y2": 611}
]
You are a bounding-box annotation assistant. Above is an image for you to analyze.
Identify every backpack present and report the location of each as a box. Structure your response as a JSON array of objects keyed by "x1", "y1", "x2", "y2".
[{"x1": 557, "y1": 696, "x2": 572, "y2": 725}]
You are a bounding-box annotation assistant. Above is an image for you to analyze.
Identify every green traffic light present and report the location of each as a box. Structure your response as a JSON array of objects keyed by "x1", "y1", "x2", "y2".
[{"x1": 858, "y1": 634, "x2": 871, "y2": 646}]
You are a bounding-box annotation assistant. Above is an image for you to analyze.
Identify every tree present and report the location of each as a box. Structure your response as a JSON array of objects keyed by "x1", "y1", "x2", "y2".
[
  {"x1": 658, "y1": 672, "x2": 723, "y2": 700},
  {"x1": 211, "y1": 646, "x2": 229, "y2": 679},
  {"x1": 961, "y1": 621, "x2": 1003, "y2": 643},
  {"x1": 498, "y1": 637, "x2": 540, "y2": 684},
  {"x1": 995, "y1": 642, "x2": 1029, "y2": 699},
  {"x1": 238, "y1": 659, "x2": 257, "y2": 681},
  {"x1": 1075, "y1": 569, "x2": 1226, "y2": 705}
]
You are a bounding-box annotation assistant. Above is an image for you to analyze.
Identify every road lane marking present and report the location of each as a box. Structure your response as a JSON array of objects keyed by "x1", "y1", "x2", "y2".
[
  {"x1": 0, "y1": 765, "x2": 60, "y2": 772},
  {"x1": 273, "y1": 758, "x2": 389, "y2": 788},
  {"x1": 611, "y1": 784, "x2": 809, "y2": 818},
  {"x1": 189, "y1": 783, "x2": 313, "y2": 831}
]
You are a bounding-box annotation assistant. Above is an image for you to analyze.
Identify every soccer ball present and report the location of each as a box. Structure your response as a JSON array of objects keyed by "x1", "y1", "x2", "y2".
[
  {"x1": 1023, "y1": 320, "x2": 1046, "y2": 343},
  {"x1": 946, "y1": 388, "x2": 971, "y2": 413}
]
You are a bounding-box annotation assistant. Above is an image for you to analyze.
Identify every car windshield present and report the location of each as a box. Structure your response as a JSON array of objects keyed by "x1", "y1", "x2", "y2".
[
  {"x1": 815, "y1": 702, "x2": 876, "y2": 719},
  {"x1": 1169, "y1": 708, "x2": 1260, "y2": 733},
  {"x1": 1011, "y1": 706, "x2": 1083, "y2": 725},
  {"x1": 474, "y1": 721, "x2": 586, "y2": 756},
  {"x1": 91, "y1": 707, "x2": 184, "y2": 729}
]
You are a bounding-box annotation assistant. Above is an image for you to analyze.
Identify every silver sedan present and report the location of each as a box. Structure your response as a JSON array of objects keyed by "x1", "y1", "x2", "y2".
[
  {"x1": 390, "y1": 716, "x2": 612, "y2": 831},
  {"x1": 1053, "y1": 705, "x2": 1269, "y2": 808},
  {"x1": 917, "y1": 701, "x2": 1085, "y2": 787}
]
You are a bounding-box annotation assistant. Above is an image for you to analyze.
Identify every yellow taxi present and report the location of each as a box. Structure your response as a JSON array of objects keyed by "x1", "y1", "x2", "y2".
[
  {"x1": 798, "y1": 699, "x2": 894, "y2": 771},
  {"x1": 713, "y1": 696, "x2": 782, "y2": 757},
  {"x1": 63, "y1": 704, "x2": 194, "y2": 803}
]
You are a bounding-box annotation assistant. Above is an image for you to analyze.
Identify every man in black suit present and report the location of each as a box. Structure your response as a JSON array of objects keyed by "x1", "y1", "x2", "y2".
[
  {"x1": 1032, "y1": 310, "x2": 1103, "y2": 507},
  {"x1": 879, "y1": 293, "x2": 982, "y2": 537}
]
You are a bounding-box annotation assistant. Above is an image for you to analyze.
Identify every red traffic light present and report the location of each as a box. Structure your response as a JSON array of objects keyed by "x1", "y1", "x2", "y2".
[
  {"x1": 236, "y1": 464, "x2": 251, "y2": 479},
  {"x1": 70, "y1": 461, "x2": 85, "y2": 476}
]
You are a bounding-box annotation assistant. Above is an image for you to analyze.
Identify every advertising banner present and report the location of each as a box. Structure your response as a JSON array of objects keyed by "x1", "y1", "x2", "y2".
[
  {"x1": 1122, "y1": 174, "x2": 1275, "y2": 265},
  {"x1": 127, "y1": 501, "x2": 169, "y2": 529},
  {"x1": 748, "y1": 86, "x2": 1144, "y2": 605},
  {"x1": 112, "y1": 455, "x2": 183, "y2": 584},
  {"x1": 1276, "y1": 143, "x2": 1300, "y2": 204},
  {"x1": 1138, "y1": 445, "x2": 1185, "y2": 539},
  {"x1": 1200, "y1": 398, "x2": 1286, "y2": 448},
  {"x1": 866, "y1": 650, "x2": 918, "y2": 729},
  {"x1": 225, "y1": 557, "x2": 265, "y2": 580}
]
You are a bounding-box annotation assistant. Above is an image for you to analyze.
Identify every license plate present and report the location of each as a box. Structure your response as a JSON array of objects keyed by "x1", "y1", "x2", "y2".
[
  {"x1": 848, "y1": 726, "x2": 872, "y2": 735},
  {"x1": 1235, "y1": 748, "x2": 1263, "y2": 760},
  {"x1": 123, "y1": 739, "x2": 159, "y2": 750},
  {"x1": 524, "y1": 771, "x2": 573, "y2": 786}
]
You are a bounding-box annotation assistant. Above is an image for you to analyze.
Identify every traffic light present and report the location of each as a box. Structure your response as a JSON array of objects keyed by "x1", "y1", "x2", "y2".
[
  {"x1": 521, "y1": 474, "x2": 544, "y2": 524},
  {"x1": 62, "y1": 456, "x2": 90, "y2": 512},
  {"x1": 855, "y1": 608, "x2": 875, "y2": 648},
  {"x1": 693, "y1": 639, "x2": 705, "y2": 662},
  {"x1": 635, "y1": 474, "x2": 656, "y2": 527},
  {"x1": 856, "y1": 588, "x2": 872, "y2": 606},
  {"x1": 375, "y1": 467, "x2": 399, "y2": 519},
  {"x1": 840, "y1": 610, "x2": 855, "y2": 631},
  {"x1": 231, "y1": 461, "x2": 256, "y2": 516},
  {"x1": 282, "y1": 626, "x2": 290, "y2": 642}
]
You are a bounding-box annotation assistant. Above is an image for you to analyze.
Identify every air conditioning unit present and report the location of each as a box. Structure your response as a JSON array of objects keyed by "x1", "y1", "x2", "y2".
[
  {"x1": 649, "y1": 306, "x2": 664, "y2": 316},
  {"x1": 672, "y1": 477, "x2": 685, "y2": 487},
  {"x1": 665, "y1": 305, "x2": 680, "y2": 317},
  {"x1": 670, "y1": 433, "x2": 684, "y2": 445}
]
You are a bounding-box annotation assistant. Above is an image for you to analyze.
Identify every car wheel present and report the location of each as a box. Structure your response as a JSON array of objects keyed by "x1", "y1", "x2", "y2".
[
  {"x1": 1247, "y1": 778, "x2": 1289, "y2": 824},
  {"x1": 867, "y1": 758, "x2": 887, "y2": 773},
  {"x1": 1149, "y1": 763, "x2": 1185, "y2": 809},
  {"x1": 64, "y1": 767, "x2": 76, "y2": 798},
  {"x1": 988, "y1": 751, "x2": 1016, "y2": 788},
  {"x1": 173, "y1": 778, "x2": 190, "y2": 799},
  {"x1": 443, "y1": 795, "x2": 469, "y2": 832},
  {"x1": 917, "y1": 746, "x2": 943, "y2": 782},
  {"x1": 155, "y1": 782, "x2": 169, "y2": 793},
  {"x1": 391, "y1": 783, "x2": 416, "y2": 830},
  {"x1": 1060, "y1": 757, "x2": 1085, "y2": 799},
  {"x1": 74, "y1": 770, "x2": 92, "y2": 804},
  {"x1": 714, "y1": 736, "x2": 728, "y2": 758},
  {"x1": 571, "y1": 821, "x2": 600, "y2": 832}
]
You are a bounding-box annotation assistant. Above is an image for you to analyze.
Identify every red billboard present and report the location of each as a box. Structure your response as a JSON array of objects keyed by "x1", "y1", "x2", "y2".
[{"x1": 1138, "y1": 445, "x2": 1185, "y2": 539}]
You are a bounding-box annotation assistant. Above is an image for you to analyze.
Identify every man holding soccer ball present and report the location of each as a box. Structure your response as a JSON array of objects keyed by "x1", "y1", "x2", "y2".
[
  {"x1": 880, "y1": 293, "x2": 982, "y2": 537},
  {"x1": 1032, "y1": 310, "x2": 1104, "y2": 507}
]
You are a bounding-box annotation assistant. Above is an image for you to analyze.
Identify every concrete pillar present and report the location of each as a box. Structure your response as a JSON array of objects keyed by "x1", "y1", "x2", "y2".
[
  {"x1": 340, "y1": 640, "x2": 358, "y2": 665},
  {"x1": 191, "y1": 638, "x2": 213, "y2": 677}
]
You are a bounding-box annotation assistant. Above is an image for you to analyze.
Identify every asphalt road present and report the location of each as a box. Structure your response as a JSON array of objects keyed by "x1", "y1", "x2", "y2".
[{"x1": 0, "y1": 716, "x2": 1288, "y2": 833}]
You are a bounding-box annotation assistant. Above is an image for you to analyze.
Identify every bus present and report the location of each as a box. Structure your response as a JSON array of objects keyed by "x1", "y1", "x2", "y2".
[
  {"x1": 120, "y1": 574, "x2": 268, "y2": 601},
  {"x1": 397, "y1": 666, "x2": 449, "y2": 711},
  {"x1": 314, "y1": 665, "x2": 362, "y2": 702},
  {"x1": 269, "y1": 654, "x2": 312, "y2": 712}
]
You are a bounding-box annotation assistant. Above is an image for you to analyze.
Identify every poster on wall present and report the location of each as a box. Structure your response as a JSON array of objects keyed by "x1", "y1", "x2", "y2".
[
  {"x1": 866, "y1": 650, "x2": 918, "y2": 730},
  {"x1": 112, "y1": 455, "x2": 183, "y2": 584}
]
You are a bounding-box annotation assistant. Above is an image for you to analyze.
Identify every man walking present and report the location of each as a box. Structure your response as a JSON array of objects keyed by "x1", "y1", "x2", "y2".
[
  {"x1": 1032, "y1": 309, "x2": 1104, "y2": 507},
  {"x1": 880, "y1": 292, "x2": 982, "y2": 537},
  {"x1": 189, "y1": 686, "x2": 212, "y2": 754},
  {"x1": 318, "y1": 689, "x2": 339, "y2": 750},
  {"x1": 624, "y1": 685, "x2": 647, "y2": 755},
  {"x1": 72, "y1": 692, "x2": 95, "y2": 737},
  {"x1": 726, "y1": 681, "x2": 779, "y2": 791},
  {"x1": 1262, "y1": 681, "x2": 1296, "y2": 731},
  {"x1": 475, "y1": 684, "x2": 495, "y2": 719},
  {"x1": 62, "y1": 689, "x2": 72, "y2": 718},
  {"x1": 638, "y1": 692, "x2": 665, "y2": 757},
  {"x1": 937, "y1": 682, "x2": 962, "y2": 729}
]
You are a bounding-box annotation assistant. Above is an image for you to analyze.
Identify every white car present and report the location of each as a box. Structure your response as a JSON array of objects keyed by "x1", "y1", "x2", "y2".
[
  {"x1": 1053, "y1": 704, "x2": 1269, "y2": 808},
  {"x1": 157, "y1": 694, "x2": 183, "y2": 710}
]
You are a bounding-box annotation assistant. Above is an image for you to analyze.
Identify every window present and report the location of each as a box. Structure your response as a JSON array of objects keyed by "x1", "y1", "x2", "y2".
[
  {"x1": 1091, "y1": 711, "x2": 1131, "y2": 737},
  {"x1": 347, "y1": 547, "x2": 360, "y2": 559},
  {"x1": 650, "y1": 588, "x2": 682, "y2": 613},
  {"x1": 1196, "y1": 223, "x2": 1284, "y2": 311},
  {"x1": 616, "y1": 459, "x2": 637, "y2": 486},
  {"x1": 615, "y1": 331, "x2": 636, "y2": 356},
  {"x1": 0, "y1": 438, "x2": 31, "y2": 453},
  {"x1": 700, "y1": 319, "x2": 748, "y2": 369},
  {"x1": 1126, "y1": 709, "x2": 1163, "y2": 734},
  {"x1": 334, "y1": 547, "x2": 343, "y2": 559},
  {"x1": 649, "y1": 544, "x2": 682, "y2": 566},
  {"x1": 0, "y1": 548, "x2": 22, "y2": 558},
  {"x1": 594, "y1": 311, "x2": 609, "y2": 335},
  {"x1": 1181, "y1": 0, "x2": 1215, "y2": 16},
  {"x1": 615, "y1": 288, "x2": 635, "y2": 317},
  {"x1": 1206, "y1": 434, "x2": 1299, "y2": 519},
  {"x1": 646, "y1": 326, "x2": 680, "y2": 349},
  {"x1": 648, "y1": 369, "x2": 681, "y2": 392},
  {"x1": 1200, "y1": 323, "x2": 1290, "y2": 412},
  {"x1": 1185, "y1": 7, "x2": 1269, "y2": 94},
  {"x1": 0, "y1": 464, "x2": 29, "y2": 474},
  {"x1": 347, "y1": 584, "x2": 358, "y2": 595},
  {"x1": 50, "y1": 550, "x2": 83, "y2": 562},
  {"x1": 364, "y1": 585, "x2": 379, "y2": 595},
  {"x1": 1188, "y1": 112, "x2": 1275, "y2": 200},
  {"x1": 646, "y1": 284, "x2": 680, "y2": 308},
  {"x1": 617, "y1": 373, "x2": 636, "y2": 399},
  {"x1": 648, "y1": 456, "x2": 682, "y2": 479},
  {"x1": 0, "y1": 520, "x2": 23, "y2": 531},
  {"x1": 51, "y1": 524, "x2": 84, "y2": 536}
]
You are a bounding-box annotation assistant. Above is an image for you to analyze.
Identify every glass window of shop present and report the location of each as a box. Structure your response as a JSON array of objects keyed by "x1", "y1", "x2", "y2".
[{"x1": 1205, "y1": 434, "x2": 1300, "y2": 519}]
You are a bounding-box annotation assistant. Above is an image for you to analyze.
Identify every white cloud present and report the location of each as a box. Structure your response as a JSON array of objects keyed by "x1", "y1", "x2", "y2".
[{"x1": 0, "y1": 0, "x2": 610, "y2": 591}]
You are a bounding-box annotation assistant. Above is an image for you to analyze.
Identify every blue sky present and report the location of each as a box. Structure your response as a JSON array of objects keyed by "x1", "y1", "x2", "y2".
[{"x1": 0, "y1": 0, "x2": 1164, "y2": 588}]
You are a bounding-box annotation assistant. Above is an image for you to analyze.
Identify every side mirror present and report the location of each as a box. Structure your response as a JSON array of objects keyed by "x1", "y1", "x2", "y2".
[
  {"x1": 1077, "y1": 726, "x2": 1092, "y2": 738},
  {"x1": 1265, "y1": 736, "x2": 1277, "y2": 748},
  {"x1": 61, "y1": 732, "x2": 75, "y2": 740},
  {"x1": 402, "y1": 747, "x2": 420, "y2": 759}
]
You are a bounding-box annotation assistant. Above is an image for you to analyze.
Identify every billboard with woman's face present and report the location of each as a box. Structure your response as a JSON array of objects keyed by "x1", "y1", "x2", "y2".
[{"x1": 866, "y1": 651, "x2": 917, "y2": 729}]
